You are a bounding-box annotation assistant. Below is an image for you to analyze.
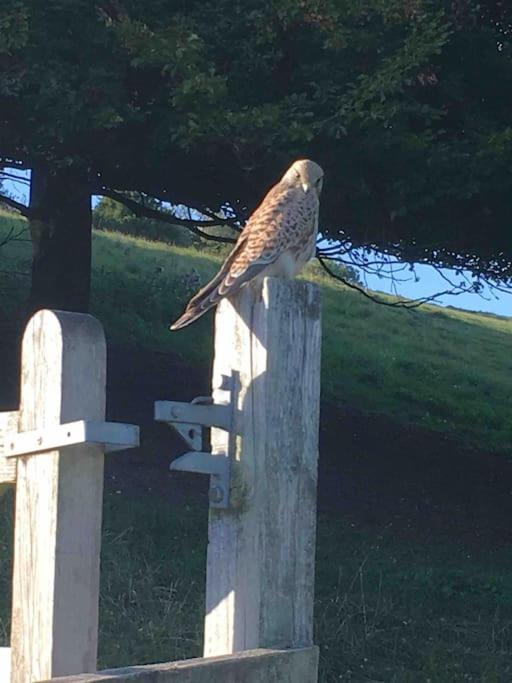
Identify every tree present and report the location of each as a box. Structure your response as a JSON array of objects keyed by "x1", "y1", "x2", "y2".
[
  {"x1": 1, "y1": 1, "x2": 511, "y2": 312},
  {"x1": 93, "y1": 196, "x2": 199, "y2": 246}
]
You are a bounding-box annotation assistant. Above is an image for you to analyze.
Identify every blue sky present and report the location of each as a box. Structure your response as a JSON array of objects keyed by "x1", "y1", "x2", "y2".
[
  {"x1": 353, "y1": 258, "x2": 510, "y2": 316},
  {"x1": 320, "y1": 241, "x2": 512, "y2": 316},
  {"x1": 2, "y1": 169, "x2": 511, "y2": 317}
]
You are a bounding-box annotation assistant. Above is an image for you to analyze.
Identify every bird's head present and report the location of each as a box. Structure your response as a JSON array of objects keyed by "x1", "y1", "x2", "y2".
[{"x1": 282, "y1": 159, "x2": 324, "y2": 197}]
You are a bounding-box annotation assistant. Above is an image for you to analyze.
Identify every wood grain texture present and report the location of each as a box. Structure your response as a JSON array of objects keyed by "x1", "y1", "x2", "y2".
[
  {"x1": 10, "y1": 310, "x2": 106, "y2": 682},
  {"x1": 204, "y1": 279, "x2": 321, "y2": 659},
  {"x1": 0, "y1": 411, "x2": 19, "y2": 486},
  {"x1": 40, "y1": 647, "x2": 319, "y2": 683}
]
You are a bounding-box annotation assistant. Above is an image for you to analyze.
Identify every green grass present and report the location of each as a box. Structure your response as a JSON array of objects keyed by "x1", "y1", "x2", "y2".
[
  {"x1": 1, "y1": 209, "x2": 511, "y2": 453},
  {"x1": 2, "y1": 491, "x2": 512, "y2": 681},
  {"x1": 2, "y1": 210, "x2": 512, "y2": 681},
  {"x1": 315, "y1": 528, "x2": 512, "y2": 682}
]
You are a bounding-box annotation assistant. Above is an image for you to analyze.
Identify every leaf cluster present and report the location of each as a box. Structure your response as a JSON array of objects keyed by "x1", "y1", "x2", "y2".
[{"x1": 1, "y1": 1, "x2": 512, "y2": 276}]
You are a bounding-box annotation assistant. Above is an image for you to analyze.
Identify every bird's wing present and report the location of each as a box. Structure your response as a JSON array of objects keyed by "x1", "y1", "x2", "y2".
[
  {"x1": 170, "y1": 232, "x2": 269, "y2": 329},
  {"x1": 181, "y1": 232, "x2": 265, "y2": 311},
  {"x1": 219, "y1": 183, "x2": 312, "y2": 294},
  {"x1": 170, "y1": 183, "x2": 315, "y2": 330}
]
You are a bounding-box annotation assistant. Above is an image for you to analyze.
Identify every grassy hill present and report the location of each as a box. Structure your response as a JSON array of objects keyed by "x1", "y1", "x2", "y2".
[
  {"x1": 2, "y1": 210, "x2": 512, "y2": 681},
  {"x1": 1, "y1": 209, "x2": 511, "y2": 454}
]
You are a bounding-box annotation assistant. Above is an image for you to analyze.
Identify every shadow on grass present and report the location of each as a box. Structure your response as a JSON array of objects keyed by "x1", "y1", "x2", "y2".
[{"x1": 4, "y1": 486, "x2": 512, "y2": 680}]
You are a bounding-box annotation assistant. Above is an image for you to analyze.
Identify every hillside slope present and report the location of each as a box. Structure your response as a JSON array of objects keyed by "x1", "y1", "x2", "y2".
[
  {"x1": 2, "y1": 210, "x2": 512, "y2": 681},
  {"x1": 1, "y1": 209, "x2": 510, "y2": 454}
]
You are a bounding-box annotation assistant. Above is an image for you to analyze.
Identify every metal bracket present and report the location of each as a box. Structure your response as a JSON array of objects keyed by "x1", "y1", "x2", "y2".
[
  {"x1": 155, "y1": 394, "x2": 233, "y2": 509},
  {"x1": 170, "y1": 450, "x2": 230, "y2": 507},
  {"x1": 2, "y1": 420, "x2": 139, "y2": 458}
]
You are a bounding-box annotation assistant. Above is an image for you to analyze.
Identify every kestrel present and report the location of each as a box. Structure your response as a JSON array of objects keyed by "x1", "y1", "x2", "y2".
[{"x1": 170, "y1": 159, "x2": 324, "y2": 330}]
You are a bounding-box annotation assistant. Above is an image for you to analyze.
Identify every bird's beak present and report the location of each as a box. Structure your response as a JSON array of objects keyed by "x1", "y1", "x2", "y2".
[{"x1": 302, "y1": 182, "x2": 309, "y2": 193}]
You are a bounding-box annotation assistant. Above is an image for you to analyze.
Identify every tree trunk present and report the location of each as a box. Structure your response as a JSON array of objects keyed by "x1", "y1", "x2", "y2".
[{"x1": 28, "y1": 167, "x2": 92, "y2": 313}]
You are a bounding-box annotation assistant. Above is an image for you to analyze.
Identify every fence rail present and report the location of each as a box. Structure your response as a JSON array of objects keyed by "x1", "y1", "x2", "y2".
[{"x1": 41, "y1": 648, "x2": 319, "y2": 683}]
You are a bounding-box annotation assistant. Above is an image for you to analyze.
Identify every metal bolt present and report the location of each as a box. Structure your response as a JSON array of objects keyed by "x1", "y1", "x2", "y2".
[{"x1": 209, "y1": 485, "x2": 224, "y2": 504}]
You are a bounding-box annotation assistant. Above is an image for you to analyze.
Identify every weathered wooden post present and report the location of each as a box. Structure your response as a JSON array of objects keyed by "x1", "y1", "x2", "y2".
[
  {"x1": 204, "y1": 278, "x2": 321, "y2": 665},
  {"x1": 11, "y1": 310, "x2": 106, "y2": 682},
  {"x1": 0, "y1": 310, "x2": 138, "y2": 683}
]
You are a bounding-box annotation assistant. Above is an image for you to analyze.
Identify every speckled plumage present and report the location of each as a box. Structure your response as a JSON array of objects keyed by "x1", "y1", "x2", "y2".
[{"x1": 170, "y1": 159, "x2": 324, "y2": 330}]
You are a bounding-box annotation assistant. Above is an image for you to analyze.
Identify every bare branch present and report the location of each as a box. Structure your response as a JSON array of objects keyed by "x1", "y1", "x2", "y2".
[
  {"x1": 317, "y1": 236, "x2": 512, "y2": 306},
  {"x1": 100, "y1": 189, "x2": 237, "y2": 244},
  {"x1": 112, "y1": 188, "x2": 242, "y2": 231},
  {"x1": 0, "y1": 192, "x2": 31, "y2": 217},
  {"x1": 0, "y1": 226, "x2": 16, "y2": 249},
  {"x1": 0, "y1": 224, "x2": 29, "y2": 249},
  {"x1": 316, "y1": 255, "x2": 411, "y2": 307},
  {"x1": 0, "y1": 171, "x2": 31, "y2": 185},
  {"x1": 316, "y1": 256, "x2": 474, "y2": 309},
  {"x1": 199, "y1": 205, "x2": 243, "y2": 231}
]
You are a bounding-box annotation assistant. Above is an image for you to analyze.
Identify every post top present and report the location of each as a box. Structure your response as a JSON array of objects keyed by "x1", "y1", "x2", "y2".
[{"x1": 23, "y1": 309, "x2": 106, "y2": 350}]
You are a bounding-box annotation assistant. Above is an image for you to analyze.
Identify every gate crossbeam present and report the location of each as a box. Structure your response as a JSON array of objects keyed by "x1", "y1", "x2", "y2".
[{"x1": 3, "y1": 420, "x2": 139, "y2": 458}]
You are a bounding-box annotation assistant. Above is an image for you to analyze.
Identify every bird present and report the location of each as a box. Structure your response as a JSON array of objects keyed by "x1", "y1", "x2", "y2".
[{"x1": 170, "y1": 158, "x2": 324, "y2": 330}]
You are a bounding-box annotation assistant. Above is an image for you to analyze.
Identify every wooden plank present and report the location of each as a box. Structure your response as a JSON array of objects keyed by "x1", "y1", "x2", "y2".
[
  {"x1": 10, "y1": 310, "x2": 106, "y2": 682},
  {"x1": 204, "y1": 279, "x2": 321, "y2": 657},
  {"x1": 4, "y1": 420, "x2": 139, "y2": 458},
  {"x1": 0, "y1": 412, "x2": 18, "y2": 487},
  {"x1": 40, "y1": 647, "x2": 319, "y2": 682},
  {"x1": 0, "y1": 647, "x2": 11, "y2": 682}
]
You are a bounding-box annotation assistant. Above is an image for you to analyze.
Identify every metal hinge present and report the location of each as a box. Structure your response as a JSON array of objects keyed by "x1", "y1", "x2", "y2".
[{"x1": 155, "y1": 390, "x2": 233, "y2": 509}]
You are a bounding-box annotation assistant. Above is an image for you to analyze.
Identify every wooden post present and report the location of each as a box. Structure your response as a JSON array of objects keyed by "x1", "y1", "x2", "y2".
[
  {"x1": 10, "y1": 310, "x2": 106, "y2": 682},
  {"x1": 204, "y1": 279, "x2": 321, "y2": 658}
]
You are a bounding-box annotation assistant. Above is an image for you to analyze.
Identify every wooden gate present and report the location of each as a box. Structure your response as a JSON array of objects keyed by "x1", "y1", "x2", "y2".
[{"x1": 0, "y1": 278, "x2": 321, "y2": 683}]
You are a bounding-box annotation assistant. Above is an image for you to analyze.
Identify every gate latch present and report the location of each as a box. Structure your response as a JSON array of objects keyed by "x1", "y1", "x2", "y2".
[{"x1": 154, "y1": 395, "x2": 232, "y2": 508}]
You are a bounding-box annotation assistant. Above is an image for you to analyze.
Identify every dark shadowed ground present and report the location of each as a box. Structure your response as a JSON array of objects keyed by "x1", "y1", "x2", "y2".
[
  {"x1": 3, "y1": 342, "x2": 512, "y2": 680},
  {"x1": 104, "y1": 346, "x2": 512, "y2": 549}
]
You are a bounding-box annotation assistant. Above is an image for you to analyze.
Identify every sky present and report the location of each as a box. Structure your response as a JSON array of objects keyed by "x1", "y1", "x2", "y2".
[
  {"x1": 365, "y1": 261, "x2": 510, "y2": 316},
  {"x1": 2, "y1": 169, "x2": 511, "y2": 317},
  {"x1": 328, "y1": 245, "x2": 512, "y2": 317}
]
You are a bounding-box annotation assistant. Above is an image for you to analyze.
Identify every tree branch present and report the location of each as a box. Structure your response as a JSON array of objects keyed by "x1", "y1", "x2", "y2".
[
  {"x1": 0, "y1": 192, "x2": 31, "y2": 218},
  {"x1": 316, "y1": 255, "x2": 473, "y2": 309},
  {"x1": 0, "y1": 171, "x2": 31, "y2": 185},
  {"x1": 101, "y1": 189, "x2": 237, "y2": 244},
  {"x1": 0, "y1": 224, "x2": 29, "y2": 250},
  {"x1": 198, "y1": 205, "x2": 243, "y2": 231},
  {"x1": 132, "y1": 190, "x2": 242, "y2": 230}
]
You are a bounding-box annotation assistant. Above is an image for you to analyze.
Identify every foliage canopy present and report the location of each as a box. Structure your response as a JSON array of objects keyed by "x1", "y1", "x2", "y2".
[{"x1": 1, "y1": 0, "x2": 512, "y2": 281}]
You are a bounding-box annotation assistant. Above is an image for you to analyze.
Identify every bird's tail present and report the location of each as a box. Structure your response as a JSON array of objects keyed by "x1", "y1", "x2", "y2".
[
  {"x1": 170, "y1": 233, "x2": 268, "y2": 330},
  {"x1": 170, "y1": 273, "x2": 224, "y2": 330}
]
